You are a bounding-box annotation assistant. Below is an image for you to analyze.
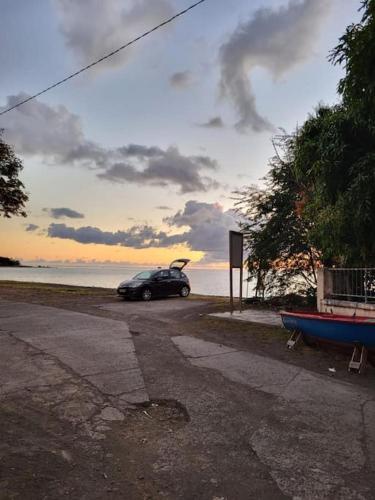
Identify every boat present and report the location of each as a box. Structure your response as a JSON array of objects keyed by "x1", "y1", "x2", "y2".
[{"x1": 280, "y1": 310, "x2": 375, "y2": 348}]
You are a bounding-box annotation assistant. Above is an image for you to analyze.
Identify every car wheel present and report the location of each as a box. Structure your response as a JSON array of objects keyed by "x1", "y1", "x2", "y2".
[
  {"x1": 180, "y1": 286, "x2": 190, "y2": 298},
  {"x1": 141, "y1": 287, "x2": 152, "y2": 301}
]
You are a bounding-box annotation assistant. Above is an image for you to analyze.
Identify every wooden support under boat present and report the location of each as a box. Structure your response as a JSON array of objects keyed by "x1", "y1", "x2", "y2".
[
  {"x1": 286, "y1": 331, "x2": 302, "y2": 350},
  {"x1": 281, "y1": 310, "x2": 375, "y2": 374},
  {"x1": 348, "y1": 344, "x2": 368, "y2": 374}
]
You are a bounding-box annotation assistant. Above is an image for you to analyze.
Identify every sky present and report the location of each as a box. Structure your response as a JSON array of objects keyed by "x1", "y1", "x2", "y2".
[{"x1": 0, "y1": 0, "x2": 360, "y2": 267}]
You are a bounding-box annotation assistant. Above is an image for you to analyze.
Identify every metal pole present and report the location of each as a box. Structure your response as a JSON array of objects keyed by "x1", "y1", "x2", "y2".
[
  {"x1": 239, "y1": 265, "x2": 243, "y2": 313},
  {"x1": 229, "y1": 231, "x2": 233, "y2": 314},
  {"x1": 230, "y1": 266, "x2": 234, "y2": 314},
  {"x1": 239, "y1": 231, "x2": 244, "y2": 313}
]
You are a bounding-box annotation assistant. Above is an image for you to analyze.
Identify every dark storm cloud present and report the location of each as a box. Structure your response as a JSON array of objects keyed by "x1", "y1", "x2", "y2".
[
  {"x1": 169, "y1": 71, "x2": 193, "y2": 89},
  {"x1": 0, "y1": 95, "x2": 220, "y2": 194},
  {"x1": 43, "y1": 208, "x2": 85, "y2": 219},
  {"x1": 219, "y1": 0, "x2": 330, "y2": 133},
  {"x1": 47, "y1": 201, "x2": 238, "y2": 262},
  {"x1": 198, "y1": 116, "x2": 224, "y2": 129}
]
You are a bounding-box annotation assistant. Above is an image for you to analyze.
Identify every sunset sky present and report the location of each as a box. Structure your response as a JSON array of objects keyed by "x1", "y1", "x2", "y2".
[{"x1": 0, "y1": 0, "x2": 360, "y2": 267}]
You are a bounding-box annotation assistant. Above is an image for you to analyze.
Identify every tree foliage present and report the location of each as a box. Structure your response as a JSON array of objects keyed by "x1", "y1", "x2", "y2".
[
  {"x1": 238, "y1": 0, "x2": 375, "y2": 296},
  {"x1": 235, "y1": 136, "x2": 321, "y2": 297},
  {"x1": 330, "y1": 0, "x2": 375, "y2": 123},
  {"x1": 0, "y1": 131, "x2": 28, "y2": 218},
  {"x1": 298, "y1": 0, "x2": 375, "y2": 265}
]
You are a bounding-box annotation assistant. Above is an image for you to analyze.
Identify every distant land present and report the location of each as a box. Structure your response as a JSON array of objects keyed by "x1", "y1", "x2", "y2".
[
  {"x1": 0, "y1": 257, "x2": 21, "y2": 267},
  {"x1": 0, "y1": 257, "x2": 49, "y2": 268}
]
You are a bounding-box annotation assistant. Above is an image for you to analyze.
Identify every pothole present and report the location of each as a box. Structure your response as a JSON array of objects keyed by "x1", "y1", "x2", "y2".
[{"x1": 137, "y1": 399, "x2": 190, "y2": 425}]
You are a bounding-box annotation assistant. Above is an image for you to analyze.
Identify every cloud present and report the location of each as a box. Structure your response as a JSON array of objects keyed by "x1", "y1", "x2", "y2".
[
  {"x1": 47, "y1": 201, "x2": 238, "y2": 262},
  {"x1": 165, "y1": 201, "x2": 238, "y2": 261},
  {"x1": 0, "y1": 95, "x2": 220, "y2": 194},
  {"x1": 47, "y1": 223, "x2": 185, "y2": 249},
  {"x1": 169, "y1": 71, "x2": 193, "y2": 89},
  {"x1": 219, "y1": 0, "x2": 330, "y2": 133},
  {"x1": 198, "y1": 116, "x2": 224, "y2": 129},
  {"x1": 0, "y1": 93, "x2": 85, "y2": 158},
  {"x1": 54, "y1": 0, "x2": 174, "y2": 73},
  {"x1": 156, "y1": 206, "x2": 172, "y2": 210},
  {"x1": 98, "y1": 147, "x2": 220, "y2": 193},
  {"x1": 25, "y1": 224, "x2": 39, "y2": 232},
  {"x1": 43, "y1": 207, "x2": 85, "y2": 219}
]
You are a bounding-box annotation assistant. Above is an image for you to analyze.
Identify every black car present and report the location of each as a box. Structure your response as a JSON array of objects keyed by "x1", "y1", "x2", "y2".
[{"x1": 117, "y1": 259, "x2": 190, "y2": 301}]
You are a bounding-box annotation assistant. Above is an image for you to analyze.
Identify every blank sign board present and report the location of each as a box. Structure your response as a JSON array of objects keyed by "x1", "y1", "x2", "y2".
[{"x1": 229, "y1": 231, "x2": 243, "y2": 268}]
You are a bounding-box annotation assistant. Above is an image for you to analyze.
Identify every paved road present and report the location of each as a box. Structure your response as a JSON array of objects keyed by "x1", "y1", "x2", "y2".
[
  {"x1": 1, "y1": 297, "x2": 375, "y2": 499},
  {"x1": 0, "y1": 300, "x2": 148, "y2": 403},
  {"x1": 209, "y1": 309, "x2": 283, "y2": 327},
  {"x1": 173, "y1": 336, "x2": 375, "y2": 498}
]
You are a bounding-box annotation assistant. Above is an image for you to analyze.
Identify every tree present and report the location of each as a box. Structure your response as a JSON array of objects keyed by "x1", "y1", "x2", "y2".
[
  {"x1": 235, "y1": 135, "x2": 321, "y2": 297},
  {"x1": 0, "y1": 131, "x2": 28, "y2": 218},
  {"x1": 330, "y1": 0, "x2": 375, "y2": 124},
  {"x1": 238, "y1": 0, "x2": 375, "y2": 297},
  {"x1": 293, "y1": 104, "x2": 375, "y2": 266},
  {"x1": 295, "y1": 0, "x2": 375, "y2": 266}
]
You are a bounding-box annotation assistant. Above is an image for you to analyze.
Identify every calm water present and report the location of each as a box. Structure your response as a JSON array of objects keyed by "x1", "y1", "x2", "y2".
[{"x1": 0, "y1": 265, "x2": 250, "y2": 297}]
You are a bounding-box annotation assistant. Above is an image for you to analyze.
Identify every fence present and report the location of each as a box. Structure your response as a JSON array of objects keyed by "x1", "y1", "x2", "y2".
[{"x1": 327, "y1": 268, "x2": 375, "y2": 304}]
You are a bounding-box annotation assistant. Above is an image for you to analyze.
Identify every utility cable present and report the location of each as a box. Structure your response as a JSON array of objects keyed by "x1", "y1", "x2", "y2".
[{"x1": 0, "y1": 0, "x2": 209, "y2": 116}]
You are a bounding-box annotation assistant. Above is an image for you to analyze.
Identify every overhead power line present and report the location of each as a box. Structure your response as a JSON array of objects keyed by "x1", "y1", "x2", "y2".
[{"x1": 0, "y1": 0, "x2": 209, "y2": 117}]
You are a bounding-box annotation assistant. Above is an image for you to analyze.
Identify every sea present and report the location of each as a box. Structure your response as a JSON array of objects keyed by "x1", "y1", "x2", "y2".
[{"x1": 0, "y1": 264, "x2": 251, "y2": 297}]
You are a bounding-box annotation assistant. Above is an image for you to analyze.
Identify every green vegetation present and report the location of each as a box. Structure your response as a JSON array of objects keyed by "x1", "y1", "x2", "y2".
[
  {"x1": 237, "y1": 0, "x2": 375, "y2": 296},
  {"x1": 0, "y1": 131, "x2": 28, "y2": 218}
]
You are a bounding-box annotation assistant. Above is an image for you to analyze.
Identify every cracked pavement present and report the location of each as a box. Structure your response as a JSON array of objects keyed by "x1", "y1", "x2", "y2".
[
  {"x1": 1, "y1": 293, "x2": 375, "y2": 499},
  {"x1": 172, "y1": 336, "x2": 375, "y2": 498}
]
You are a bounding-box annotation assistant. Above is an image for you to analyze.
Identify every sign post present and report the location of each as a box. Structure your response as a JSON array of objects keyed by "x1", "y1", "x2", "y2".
[{"x1": 229, "y1": 230, "x2": 244, "y2": 314}]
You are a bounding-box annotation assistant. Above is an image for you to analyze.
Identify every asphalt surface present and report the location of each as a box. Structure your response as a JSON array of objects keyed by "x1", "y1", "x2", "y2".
[{"x1": 1, "y1": 295, "x2": 375, "y2": 499}]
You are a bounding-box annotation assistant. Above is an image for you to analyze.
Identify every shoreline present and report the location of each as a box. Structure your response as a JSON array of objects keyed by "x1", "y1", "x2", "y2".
[
  {"x1": 0, "y1": 265, "x2": 50, "y2": 269},
  {"x1": 0, "y1": 279, "x2": 231, "y2": 301}
]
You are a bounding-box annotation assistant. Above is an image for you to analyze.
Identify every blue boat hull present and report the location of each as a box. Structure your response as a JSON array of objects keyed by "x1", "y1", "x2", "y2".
[{"x1": 281, "y1": 313, "x2": 375, "y2": 348}]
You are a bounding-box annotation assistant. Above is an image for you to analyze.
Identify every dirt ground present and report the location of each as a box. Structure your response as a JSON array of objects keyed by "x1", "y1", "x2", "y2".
[{"x1": 1, "y1": 281, "x2": 375, "y2": 500}]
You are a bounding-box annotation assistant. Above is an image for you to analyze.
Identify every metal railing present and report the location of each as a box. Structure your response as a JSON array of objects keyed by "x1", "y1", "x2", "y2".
[{"x1": 327, "y1": 268, "x2": 375, "y2": 304}]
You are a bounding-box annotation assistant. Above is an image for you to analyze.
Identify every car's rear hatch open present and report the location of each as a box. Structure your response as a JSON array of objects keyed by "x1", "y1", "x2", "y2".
[{"x1": 169, "y1": 259, "x2": 190, "y2": 271}]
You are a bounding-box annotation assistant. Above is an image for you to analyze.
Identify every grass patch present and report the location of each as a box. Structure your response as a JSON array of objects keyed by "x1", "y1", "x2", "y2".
[{"x1": 202, "y1": 315, "x2": 289, "y2": 343}]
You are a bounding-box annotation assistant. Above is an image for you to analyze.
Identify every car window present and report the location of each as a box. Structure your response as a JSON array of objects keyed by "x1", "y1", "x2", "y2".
[
  {"x1": 133, "y1": 271, "x2": 155, "y2": 280},
  {"x1": 155, "y1": 270, "x2": 170, "y2": 279},
  {"x1": 170, "y1": 269, "x2": 181, "y2": 279}
]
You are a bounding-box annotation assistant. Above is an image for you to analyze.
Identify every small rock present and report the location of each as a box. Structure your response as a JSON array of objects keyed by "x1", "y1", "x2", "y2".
[{"x1": 99, "y1": 407, "x2": 125, "y2": 422}]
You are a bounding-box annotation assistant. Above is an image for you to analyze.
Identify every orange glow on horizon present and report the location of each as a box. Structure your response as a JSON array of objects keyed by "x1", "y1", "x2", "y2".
[{"x1": 0, "y1": 230, "x2": 229, "y2": 268}]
